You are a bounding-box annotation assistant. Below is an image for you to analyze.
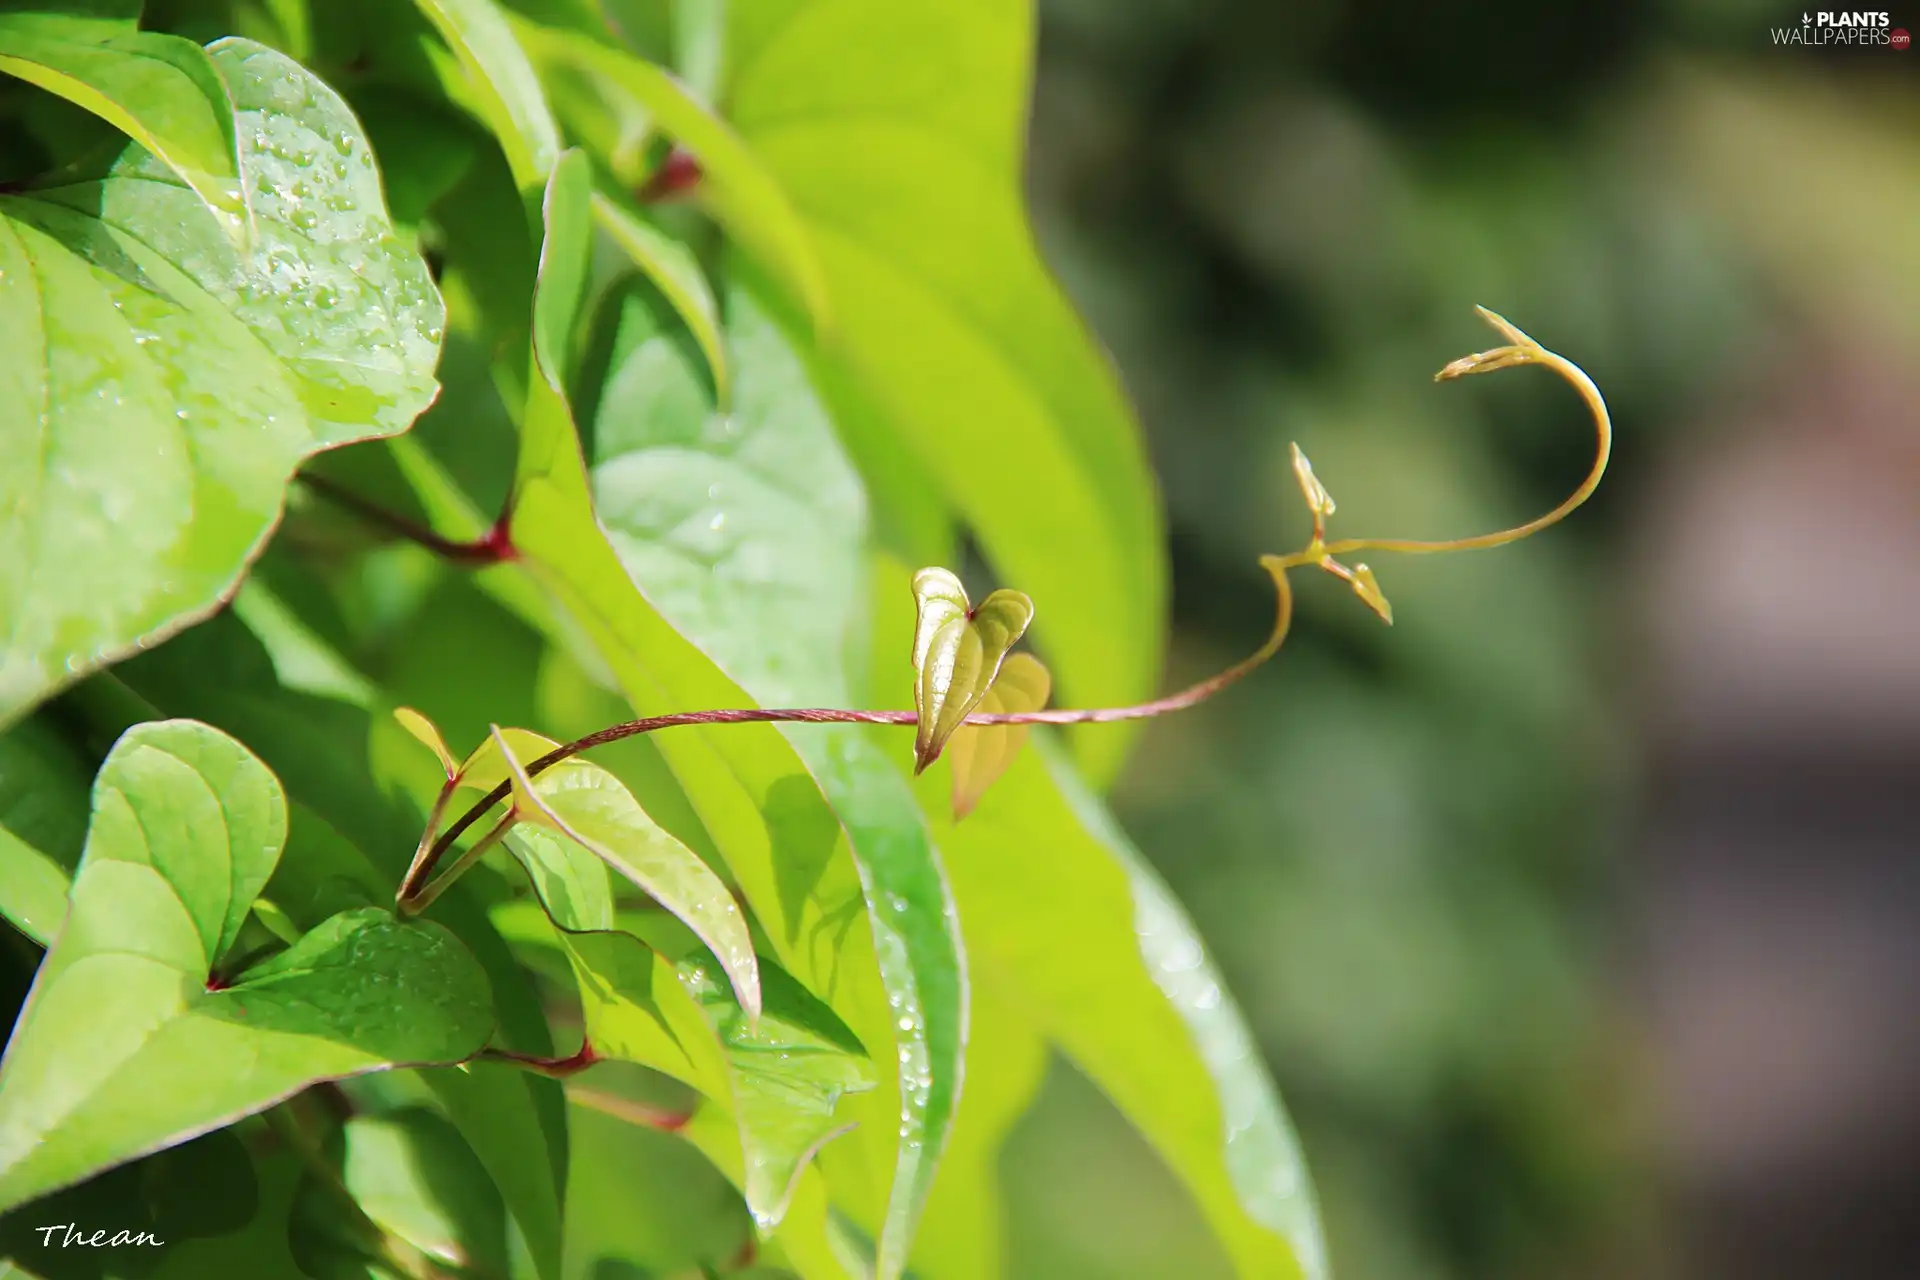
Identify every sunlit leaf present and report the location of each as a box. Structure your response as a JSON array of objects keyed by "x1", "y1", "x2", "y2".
[
  {"x1": 411, "y1": 0, "x2": 560, "y2": 194},
  {"x1": 0, "y1": 14, "x2": 240, "y2": 229},
  {"x1": 918, "y1": 735, "x2": 1328, "y2": 1279},
  {"x1": 947, "y1": 651, "x2": 1050, "y2": 821},
  {"x1": 726, "y1": 0, "x2": 1166, "y2": 783},
  {"x1": 114, "y1": 613, "x2": 568, "y2": 1280},
  {"x1": 909, "y1": 567, "x2": 1033, "y2": 774},
  {"x1": 580, "y1": 279, "x2": 966, "y2": 1274},
  {"x1": 508, "y1": 16, "x2": 831, "y2": 326},
  {"x1": 486, "y1": 723, "x2": 762, "y2": 1019},
  {"x1": 592, "y1": 192, "x2": 728, "y2": 400},
  {"x1": 0, "y1": 720, "x2": 493, "y2": 1215},
  {"x1": 0, "y1": 38, "x2": 444, "y2": 723},
  {"x1": 393, "y1": 705, "x2": 457, "y2": 779}
]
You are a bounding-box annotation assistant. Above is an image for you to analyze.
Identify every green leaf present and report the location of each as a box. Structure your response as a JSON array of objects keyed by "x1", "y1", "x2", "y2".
[
  {"x1": 411, "y1": 0, "x2": 561, "y2": 194},
  {"x1": 507, "y1": 150, "x2": 872, "y2": 1020},
  {"x1": 726, "y1": 0, "x2": 1167, "y2": 782},
  {"x1": 0, "y1": 717, "x2": 93, "y2": 947},
  {"x1": 509, "y1": 17, "x2": 831, "y2": 327},
  {"x1": 586, "y1": 278, "x2": 863, "y2": 706},
  {"x1": 909, "y1": 567, "x2": 1032, "y2": 775},
  {"x1": 580, "y1": 277, "x2": 965, "y2": 1274},
  {"x1": 0, "y1": 720, "x2": 493, "y2": 1215},
  {"x1": 920, "y1": 735, "x2": 1327, "y2": 1280},
  {"x1": 0, "y1": 16, "x2": 240, "y2": 228},
  {"x1": 591, "y1": 191, "x2": 728, "y2": 403},
  {"x1": 106, "y1": 617, "x2": 568, "y2": 1280},
  {"x1": 337, "y1": 1108, "x2": 507, "y2": 1276},
  {"x1": 496, "y1": 861, "x2": 877, "y2": 1233},
  {"x1": 947, "y1": 650, "x2": 1049, "y2": 822},
  {"x1": 907, "y1": 977, "x2": 1046, "y2": 1279},
  {"x1": 483, "y1": 723, "x2": 762, "y2": 1020},
  {"x1": 0, "y1": 37, "x2": 444, "y2": 724}
]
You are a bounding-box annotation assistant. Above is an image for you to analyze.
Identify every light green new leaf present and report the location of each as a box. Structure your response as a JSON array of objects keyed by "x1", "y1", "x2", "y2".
[
  {"x1": 947, "y1": 650, "x2": 1049, "y2": 822},
  {"x1": 727, "y1": 0, "x2": 1166, "y2": 783},
  {"x1": 909, "y1": 567, "x2": 1032, "y2": 775},
  {"x1": 0, "y1": 16, "x2": 240, "y2": 229},
  {"x1": 0, "y1": 720, "x2": 493, "y2": 1215},
  {"x1": 0, "y1": 717, "x2": 93, "y2": 947},
  {"x1": 921, "y1": 736, "x2": 1327, "y2": 1280},
  {"x1": 509, "y1": 17, "x2": 830, "y2": 327},
  {"x1": 412, "y1": 0, "x2": 561, "y2": 194},
  {"x1": 583, "y1": 278, "x2": 966, "y2": 1275},
  {"x1": 0, "y1": 37, "x2": 444, "y2": 724},
  {"x1": 483, "y1": 723, "x2": 761, "y2": 1019}
]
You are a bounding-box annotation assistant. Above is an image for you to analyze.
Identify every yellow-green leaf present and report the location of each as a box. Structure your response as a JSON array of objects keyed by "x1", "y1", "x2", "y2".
[
  {"x1": 947, "y1": 651, "x2": 1049, "y2": 821},
  {"x1": 909, "y1": 567, "x2": 1032, "y2": 774}
]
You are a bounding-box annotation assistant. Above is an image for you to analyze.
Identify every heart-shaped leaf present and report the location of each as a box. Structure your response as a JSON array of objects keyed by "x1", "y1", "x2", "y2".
[
  {"x1": 909, "y1": 567, "x2": 1033, "y2": 774},
  {"x1": 0, "y1": 37, "x2": 444, "y2": 723},
  {"x1": 476, "y1": 724, "x2": 761, "y2": 1021},
  {"x1": 947, "y1": 651, "x2": 1051, "y2": 822},
  {"x1": 0, "y1": 719, "x2": 492, "y2": 1215}
]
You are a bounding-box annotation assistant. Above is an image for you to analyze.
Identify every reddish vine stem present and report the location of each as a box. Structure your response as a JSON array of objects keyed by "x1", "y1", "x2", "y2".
[
  {"x1": 398, "y1": 574, "x2": 1293, "y2": 902},
  {"x1": 297, "y1": 471, "x2": 515, "y2": 565}
]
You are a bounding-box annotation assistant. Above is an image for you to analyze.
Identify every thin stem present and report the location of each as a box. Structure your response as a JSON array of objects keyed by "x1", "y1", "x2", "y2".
[
  {"x1": 405, "y1": 570, "x2": 1297, "y2": 892},
  {"x1": 298, "y1": 472, "x2": 514, "y2": 565},
  {"x1": 401, "y1": 810, "x2": 516, "y2": 914},
  {"x1": 1318, "y1": 308, "x2": 1612, "y2": 560},
  {"x1": 480, "y1": 1038, "x2": 598, "y2": 1077},
  {"x1": 402, "y1": 306, "x2": 1607, "y2": 902}
]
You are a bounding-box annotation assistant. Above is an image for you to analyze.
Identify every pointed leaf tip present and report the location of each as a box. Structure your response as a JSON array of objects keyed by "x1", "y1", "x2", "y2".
[
  {"x1": 1289, "y1": 444, "x2": 1337, "y2": 520},
  {"x1": 1349, "y1": 564, "x2": 1393, "y2": 625},
  {"x1": 909, "y1": 568, "x2": 1035, "y2": 772},
  {"x1": 394, "y1": 707, "x2": 457, "y2": 779}
]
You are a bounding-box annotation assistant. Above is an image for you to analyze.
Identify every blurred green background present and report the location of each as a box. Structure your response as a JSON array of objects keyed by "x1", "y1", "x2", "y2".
[{"x1": 1000, "y1": 2, "x2": 1920, "y2": 1277}]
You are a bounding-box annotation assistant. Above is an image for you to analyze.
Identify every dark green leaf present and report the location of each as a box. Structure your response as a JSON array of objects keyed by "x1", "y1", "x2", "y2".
[{"x1": 0, "y1": 717, "x2": 92, "y2": 947}]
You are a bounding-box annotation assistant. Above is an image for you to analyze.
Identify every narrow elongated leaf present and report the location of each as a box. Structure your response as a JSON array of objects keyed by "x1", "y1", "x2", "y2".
[
  {"x1": 484, "y1": 724, "x2": 761, "y2": 1019},
  {"x1": 412, "y1": 0, "x2": 560, "y2": 193},
  {"x1": 920, "y1": 736, "x2": 1327, "y2": 1279},
  {"x1": 0, "y1": 720, "x2": 493, "y2": 1215},
  {"x1": 726, "y1": 0, "x2": 1166, "y2": 782},
  {"x1": 581, "y1": 278, "x2": 966, "y2": 1274},
  {"x1": 509, "y1": 18, "x2": 830, "y2": 326},
  {"x1": 338, "y1": 1109, "x2": 508, "y2": 1275},
  {"x1": 0, "y1": 38, "x2": 444, "y2": 724},
  {"x1": 909, "y1": 568, "x2": 1032, "y2": 773},
  {"x1": 0, "y1": 17, "x2": 240, "y2": 227}
]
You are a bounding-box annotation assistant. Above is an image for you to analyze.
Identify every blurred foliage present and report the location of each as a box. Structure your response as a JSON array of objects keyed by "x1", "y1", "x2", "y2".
[{"x1": 1007, "y1": 0, "x2": 1919, "y2": 1276}]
